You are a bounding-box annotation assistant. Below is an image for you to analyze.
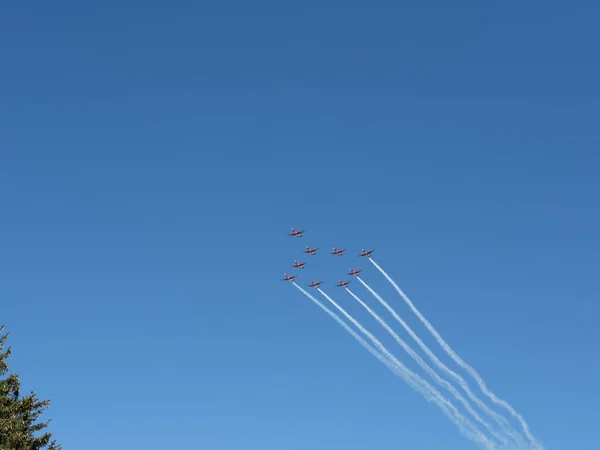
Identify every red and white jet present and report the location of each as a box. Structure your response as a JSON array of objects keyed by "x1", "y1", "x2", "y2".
[
  {"x1": 304, "y1": 246, "x2": 320, "y2": 255},
  {"x1": 281, "y1": 274, "x2": 297, "y2": 282},
  {"x1": 358, "y1": 249, "x2": 375, "y2": 258},
  {"x1": 336, "y1": 280, "x2": 351, "y2": 288},
  {"x1": 347, "y1": 268, "x2": 363, "y2": 277},
  {"x1": 308, "y1": 280, "x2": 323, "y2": 288},
  {"x1": 288, "y1": 228, "x2": 306, "y2": 237},
  {"x1": 330, "y1": 247, "x2": 346, "y2": 256},
  {"x1": 291, "y1": 260, "x2": 308, "y2": 269}
]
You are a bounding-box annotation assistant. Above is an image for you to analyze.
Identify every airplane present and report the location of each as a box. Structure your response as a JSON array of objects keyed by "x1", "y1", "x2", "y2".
[
  {"x1": 336, "y1": 280, "x2": 351, "y2": 288},
  {"x1": 347, "y1": 268, "x2": 363, "y2": 277},
  {"x1": 330, "y1": 247, "x2": 346, "y2": 256},
  {"x1": 358, "y1": 249, "x2": 375, "y2": 258},
  {"x1": 281, "y1": 274, "x2": 297, "y2": 282},
  {"x1": 308, "y1": 280, "x2": 323, "y2": 288},
  {"x1": 288, "y1": 228, "x2": 306, "y2": 237},
  {"x1": 291, "y1": 260, "x2": 308, "y2": 269},
  {"x1": 304, "y1": 246, "x2": 320, "y2": 255}
]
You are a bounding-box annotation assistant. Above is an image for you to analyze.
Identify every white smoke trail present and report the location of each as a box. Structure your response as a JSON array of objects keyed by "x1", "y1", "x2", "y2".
[
  {"x1": 314, "y1": 287, "x2": 496, "y2": 449},
  {"x1": 356, "y1": 277, "x2": 526, "y2": 449},
  {"x1": 293, "y1": 283, "x2": 396, "y2": 369},
  {"x1": 345, "y1": 288, "x2": 509, "y2": 448},
  {"x1": 292, "y1": 284, "x2": 487, "y2": 445},
  {"x1": 293, "y1": 284, "x2": 494, "y2": 449},
  {"x1": 369, "y1": 258, "x2": 543, "y2": 450}
]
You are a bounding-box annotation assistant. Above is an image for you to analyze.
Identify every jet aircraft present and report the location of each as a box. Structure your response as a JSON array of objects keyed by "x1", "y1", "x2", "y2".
[
  {"x1": 347, "y1": 268, "x2": 363, "y2": 276},
  {"x1": 308, "y1": 280, "x2": 323, "y2": 288},
  {"x1": 281, "y1": 274, "x2": 297, "y2": 282},
  {"x1": 304, "y1": 246, "x2": 320, "y2": 255},
  {"x1": 288, "y1": 228, "x2": 306, "y2": 237},
  {"x1": 292, "y1": 260, "x2": 308, "y2": 269},
  {"x1": 358, "y1": 249, "x2": 375, "y2": 258},
  {"x1": 336, "y1": 280, "x2": 351, "y2": 288},
  {"x1": 330, "y1": 247, "x2": 346, "y2": 256}
]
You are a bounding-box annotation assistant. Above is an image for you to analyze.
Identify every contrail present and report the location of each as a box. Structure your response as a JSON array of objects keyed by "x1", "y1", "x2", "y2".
[
  {"x1": 293, "y1": 283, "x2": 396, "y2": 369},
  {"x1": 356, "y1": 277, "x2": 525, "y2": 449},
  {"x1": 313, "y1": 286, "x2": 496, "y2": 449},
  {"x1": 345, "y1": 287, "x2": 509, "y2": 448},
  {"x1": 292, "y1": 284, "x2": 491, "y2": 446},
  {"x1": 369, "y1": 258, "x2": 543, "y2": 450}
]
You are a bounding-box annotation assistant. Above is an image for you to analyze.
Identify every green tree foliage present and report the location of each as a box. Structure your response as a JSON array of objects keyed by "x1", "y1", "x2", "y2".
[{"x1": 0, "y1": 326, "x2": 61, "y2": 450}]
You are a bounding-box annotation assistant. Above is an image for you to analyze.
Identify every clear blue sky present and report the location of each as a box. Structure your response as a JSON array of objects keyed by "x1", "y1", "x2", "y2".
[{"x1": 1, "y1": 2, "x2": 599, "y2": 449}]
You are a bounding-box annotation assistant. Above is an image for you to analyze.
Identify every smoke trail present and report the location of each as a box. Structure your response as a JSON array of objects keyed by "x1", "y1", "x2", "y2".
[
  {"x1": 314, "y1": 287, "x2": 496, "y2": 449},
  {"x1": 293, "y1": 283, "x2": 396, "y2": 369},
  {"x1": 356, "y1": 277, "x2": 526, "y2": 449},
  {"x1": 369, "y1": 258, "x2": 543, "y2": 450},
  {"x1": 345, "y1": 288, "x2": 509, "y2": 448},
  {"x1": 291, "y1": 284, "x2": 489, "y2": 446}
]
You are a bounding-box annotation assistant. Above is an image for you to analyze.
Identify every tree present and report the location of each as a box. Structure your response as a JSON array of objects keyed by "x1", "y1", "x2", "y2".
[{"x1": 0, "y1": 325, "x2": 61, "y2": 450}]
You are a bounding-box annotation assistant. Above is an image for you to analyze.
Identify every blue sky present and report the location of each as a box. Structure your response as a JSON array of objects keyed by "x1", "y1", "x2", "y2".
[{"x1": 1, "y1": 1, "x2": 599, "y2": 449}]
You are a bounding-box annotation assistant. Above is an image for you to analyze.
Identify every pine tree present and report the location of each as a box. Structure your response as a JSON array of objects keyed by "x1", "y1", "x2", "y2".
[{"x1": 0, "y1": 326, "x2": 61, "y2": 450}]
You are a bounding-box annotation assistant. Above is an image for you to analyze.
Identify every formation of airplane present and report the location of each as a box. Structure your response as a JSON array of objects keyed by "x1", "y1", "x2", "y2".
[
  {"x1": 288, "y1": 228, "x2": 306, "y2": 237},
  {"x1": 304, "y1": 246, "x2": 320, "y2": 255},
  {"x1": 283, "y1": 228, "x2": 373, "y2": 287}
]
